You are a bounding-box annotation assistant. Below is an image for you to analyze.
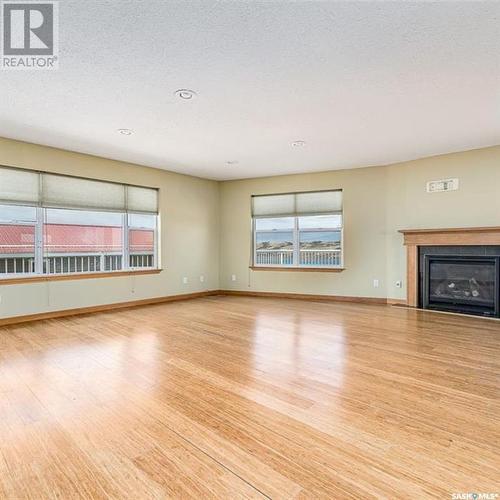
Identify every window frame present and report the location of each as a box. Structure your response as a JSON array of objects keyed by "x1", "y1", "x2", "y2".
[
  {"x1": 297, "y1": 216, "x2": 343, "y2": 269},
  {"x1": 0, "y1": 217, "x2": 37, "y2": 276},
  {"x1": 127, "y1": 212, "x2": 158, "y2": 270},
  {"x1": 0, "y1": 205, "x2": 160, "y2": 281},
  {"x1": 252, "y1": 216, "x2": 295, "y2": 268},
  {"x1": 252, "y1": 209, "x2": 344, "y2": 270}
]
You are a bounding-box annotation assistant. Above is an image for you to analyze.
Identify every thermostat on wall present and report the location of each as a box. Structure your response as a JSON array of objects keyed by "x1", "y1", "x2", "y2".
[{"x1": 426, "y1": 178, "x2": 459, "y2": 193}]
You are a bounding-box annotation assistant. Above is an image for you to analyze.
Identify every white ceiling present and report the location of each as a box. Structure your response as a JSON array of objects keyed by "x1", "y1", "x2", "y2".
[{"x1": 1, "y1": 1, "x2": 499, "y2": 180}]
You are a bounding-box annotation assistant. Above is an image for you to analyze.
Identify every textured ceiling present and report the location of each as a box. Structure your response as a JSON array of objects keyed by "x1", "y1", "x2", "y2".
[{"x1": 1, "y1": 1, "x2": 499, "y2": 180}]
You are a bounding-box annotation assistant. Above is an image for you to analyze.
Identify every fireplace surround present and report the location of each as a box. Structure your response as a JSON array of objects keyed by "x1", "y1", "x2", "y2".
[{"x1": 400, "y1": 227, "x2": 500, "y2": 318}]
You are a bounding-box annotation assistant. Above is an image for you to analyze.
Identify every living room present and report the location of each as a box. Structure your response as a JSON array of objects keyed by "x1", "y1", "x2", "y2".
[{"x1": 0, "y1": 1, "x2": 498, "y2": 498}]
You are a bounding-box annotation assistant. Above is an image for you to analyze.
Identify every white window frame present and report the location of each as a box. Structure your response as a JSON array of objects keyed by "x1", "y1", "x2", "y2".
[
  {"x1": 253, "y1": 214, "x2": 344, "y2": 269},
  {"x1": 0, "y1": 205, "x2": 159, "y2": 279},
  {"x1": 297, "y1": 222, "x2": 343, "y2": 268},
  {"x1": 0, "y1": 211, "x2": 38, "y2": 276},
  {"x1": 127, "y1": 213, "x2": 158, "y2": 270},
  {"x1": 253, "y1": 217, "x2": 295, "y2": 268}
]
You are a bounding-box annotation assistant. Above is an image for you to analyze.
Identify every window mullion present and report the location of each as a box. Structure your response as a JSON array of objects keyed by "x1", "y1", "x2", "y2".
[
  {"x1": 34, "y1": 207, "x2": 44, "y2": 275},
  {"x1": 153, "y1": 215, "x2": 159, "y2": 269},
  {"x1": 340, "y1": 226, "x2": 344, "y2": 268},
  {"x1": 293, "y1": 217, "x2": 299, "y2": 267},
  {"x1": 252, "y1": 218, "x2": 257, "y2": 267},
  {"x1": 123, "y1": 213, "x2": 130, "y2": 270}
]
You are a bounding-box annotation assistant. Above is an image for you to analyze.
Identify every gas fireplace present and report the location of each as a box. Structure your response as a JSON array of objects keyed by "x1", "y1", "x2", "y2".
[
  {"x1": 419, "y1": 247, "x2": 500, "y2": 317},
  {"x1": 400, "y1": 227, "x2": 500, "y2": 318}
]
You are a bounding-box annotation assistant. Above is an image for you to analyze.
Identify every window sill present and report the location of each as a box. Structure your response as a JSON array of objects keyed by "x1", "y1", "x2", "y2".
[
  {"x1": 249, "y1": 266, "x2": 345, "y2": 273},
  {"x1": 0, "y1": 269, "x2": 162, "y2": 285}
]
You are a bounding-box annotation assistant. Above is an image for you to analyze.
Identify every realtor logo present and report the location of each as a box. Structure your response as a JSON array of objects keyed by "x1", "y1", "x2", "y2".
[{"x1": 1, "y1": 1, "x2": 58, "y2": 69}]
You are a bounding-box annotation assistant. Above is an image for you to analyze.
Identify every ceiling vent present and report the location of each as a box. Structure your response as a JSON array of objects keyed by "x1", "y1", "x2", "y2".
[{"x1": 426, "y1": 178, "x2": 459, "y2": 193}]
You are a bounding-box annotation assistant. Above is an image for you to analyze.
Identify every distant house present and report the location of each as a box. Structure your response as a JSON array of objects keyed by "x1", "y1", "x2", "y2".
[{"x1": 0, "y1": 224, "x2": 154, "y2": 255}]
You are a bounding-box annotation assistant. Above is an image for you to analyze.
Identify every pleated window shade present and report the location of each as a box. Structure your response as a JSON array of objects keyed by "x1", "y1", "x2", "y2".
[
  {"x1": 252, "y1": 193, "x2": 295, "y2": 217},
  {"x1": 252, "y1": 190, "x2": 342, "y2": 217},
  {"x1": 0, "y1": 166, "x2": 158, "y2": 214},
  {"x1": 42, "y1": 174, "x2": 126, "y2": 211},
  {"x1": 127, "y1": 185, "x2": 158, "y2": 213},
  {"x1": 0, "y1": 167, "x2": 40, "y2": 206}
]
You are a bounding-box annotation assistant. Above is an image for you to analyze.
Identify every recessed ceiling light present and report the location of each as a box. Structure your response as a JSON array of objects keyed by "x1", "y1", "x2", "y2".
[
  {"x1": 226, "y1": 160, "x2": 239, "y2": 166},
  {"x1": 175, "y1": 89, "x2": 197, "y2": 100},
  {"x1": 291, "y1": 140, "x2": 306, "y2": 147},
  {"x1": 117, "y1": 128, "x2": 133, "y2": 136}
]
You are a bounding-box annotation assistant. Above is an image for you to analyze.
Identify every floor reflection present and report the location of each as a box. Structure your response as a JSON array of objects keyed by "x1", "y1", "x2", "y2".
[{"x1": 251, "y1": 306, "x2": 346, "y2": 400}]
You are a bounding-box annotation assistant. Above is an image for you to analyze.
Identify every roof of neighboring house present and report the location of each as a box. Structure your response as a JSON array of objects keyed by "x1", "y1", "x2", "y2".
[{"x1": 0, "y1": 224, "x2": 154, "y2": 255}]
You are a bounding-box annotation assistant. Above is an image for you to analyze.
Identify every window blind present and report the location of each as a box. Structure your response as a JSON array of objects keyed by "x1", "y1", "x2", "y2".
[
  {"x1": 252, "y1": 190, "x2": 342, "y2": 217},
  {"x1": 43, "y1": 174, "x2": 127, "y2": 211},
  {"x1": 127, "y1": 186, "x2": 158, "y2": 213},
  {"x1": 0, "y1": 166, "x2": 158, "y2": 214},
  {"x1": 0, "y1": 167, "x2": 40, "y2": 206}
]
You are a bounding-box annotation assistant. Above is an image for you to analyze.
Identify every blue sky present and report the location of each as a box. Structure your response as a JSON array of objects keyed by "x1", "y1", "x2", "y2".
[
  {"x1": 255, "y1": 214, "x2": 341, "y2": 231},
  {"x1": 0, "y1": 205, "x2": 155, "y2": 229},
  {"x1": 256, "y1": 231, "x2": 341, "y2": 244}
]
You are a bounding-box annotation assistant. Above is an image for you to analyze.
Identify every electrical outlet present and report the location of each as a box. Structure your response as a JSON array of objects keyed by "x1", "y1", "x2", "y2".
[
  {"x1": 200, "y1": 275, "x2": 205, "y2": 283},
  {"x1": 373, "y1": 279, "x2": 379, "y2": 288},
  {"x1": 231, "y1": 274, "x2": 237, "y2": 282},
  {"x1": 182, "y1": 277, "x2": 188, "y2": 284},
  {"x1": 395, "y1": 280, "x2": 403, "y2": 288}
]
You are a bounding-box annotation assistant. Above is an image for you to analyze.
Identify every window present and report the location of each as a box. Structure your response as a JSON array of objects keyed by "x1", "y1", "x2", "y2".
[
  {"x1": 0, "y1": 204, "x2": 36, "y2": 274},
  {"x1": 43, "y1": 209, "x2": 124, "y2": 274},
  {"x1": 298, "y1": 215, "x2": 342, "y2": 267},
  {"x1": 255, "y1": 217, "x2": 294, "y2": 266},
  {"x1": 128, "y1": 213, "x2": 157, "y2": 269},
  {"x1": 252, "y1": 190, "x2": 343, "y2": 268},
  {"x1": 0, "y1": 166, "x2": 159, "y2": 278}
]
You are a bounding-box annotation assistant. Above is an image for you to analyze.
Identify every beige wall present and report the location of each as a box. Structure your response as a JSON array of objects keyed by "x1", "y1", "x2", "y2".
[
  {"x1": 1, "y1": 137, "x2": 499, "y2": 318},
  {"x1": 0, "y1": 138, "x2": 220, "y2": 319},
  {"x1": 219, "y1": 146, "x2": 500, "y2": 300}
]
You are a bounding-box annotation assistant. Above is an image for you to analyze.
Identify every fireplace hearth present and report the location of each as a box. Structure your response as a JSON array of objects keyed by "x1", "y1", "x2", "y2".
[{"x1": 419, "y1": 247, "x2": 500, "y2": 317}]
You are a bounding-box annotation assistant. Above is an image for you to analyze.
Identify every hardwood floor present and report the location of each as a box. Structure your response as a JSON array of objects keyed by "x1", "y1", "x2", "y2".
[{"x1": 0, "y1": 296, "x2": 498, "y2": 499}]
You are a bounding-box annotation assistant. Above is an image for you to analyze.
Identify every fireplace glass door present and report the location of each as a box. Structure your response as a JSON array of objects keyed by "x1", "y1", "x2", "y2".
[{"x1": 423, "y1": 256, "x2": 499, "y2": 316}]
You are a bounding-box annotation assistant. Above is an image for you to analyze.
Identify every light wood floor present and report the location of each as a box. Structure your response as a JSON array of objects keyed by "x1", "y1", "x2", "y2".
[{"x1": 0, "y1": 296, "x2": 499, "y2": 499}]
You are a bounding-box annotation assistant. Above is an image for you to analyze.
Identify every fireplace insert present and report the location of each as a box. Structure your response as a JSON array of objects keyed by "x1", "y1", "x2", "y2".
[{"x1": 422, "y1": 254, "x2": 499, "y2": 317}]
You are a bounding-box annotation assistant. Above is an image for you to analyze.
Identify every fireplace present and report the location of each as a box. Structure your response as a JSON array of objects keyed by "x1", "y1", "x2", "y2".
[
  {"x1": 400, "y1": 227, "x2": 500, "y2": 317},
  {"x1": 421, "y1": 253, "x2": 499, "y2": 317}
]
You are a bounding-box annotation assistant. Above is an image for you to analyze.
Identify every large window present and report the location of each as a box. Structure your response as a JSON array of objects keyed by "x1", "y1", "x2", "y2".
[
  {"x1": 0, "y1": 166, "x2": 159, "y2": 278},
  {"x1": 252, "y1": 190, "x2": 343, "y2": 268}
]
